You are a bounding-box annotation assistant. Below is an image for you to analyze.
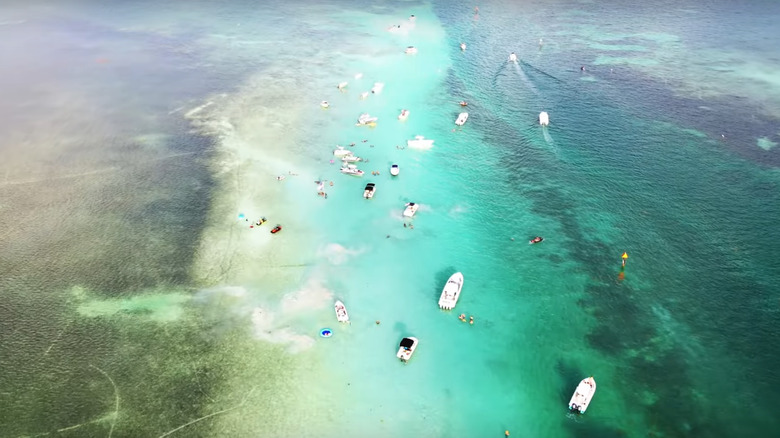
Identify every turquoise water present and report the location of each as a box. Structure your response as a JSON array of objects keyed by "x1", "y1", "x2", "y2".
[{"x1": 1, "y1": 1, "x2": 779, "y2": 437}]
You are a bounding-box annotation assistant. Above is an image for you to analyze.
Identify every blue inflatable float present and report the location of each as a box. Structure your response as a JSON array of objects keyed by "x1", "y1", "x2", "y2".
[{"x1": 319, "y1": 328, "x2": 333, "y2": 338}]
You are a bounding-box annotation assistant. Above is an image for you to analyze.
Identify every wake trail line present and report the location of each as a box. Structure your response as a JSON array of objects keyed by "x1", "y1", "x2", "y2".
[{"x1": 157, "y1": 386, "x2": 257, "y2": 438}]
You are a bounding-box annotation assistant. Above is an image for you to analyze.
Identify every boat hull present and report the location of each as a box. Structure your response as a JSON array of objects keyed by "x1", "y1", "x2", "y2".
[
  {"x1": 335, "y1": 300, "x2": 350, "y2": 323},
  {"x1": 568, "y1": 377, "x2": 596, "y2": 414},
  {"x1": 438, "y1": 272, "x2": 464, "y2": 310},
  {"x1": 396, "y1": 337, "x2": 419, "y2": 362}
]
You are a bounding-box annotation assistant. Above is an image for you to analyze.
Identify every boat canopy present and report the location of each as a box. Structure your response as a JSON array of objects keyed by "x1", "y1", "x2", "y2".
[{"x1": 400, "y1": 338, "x2": 415, "y2": 348}]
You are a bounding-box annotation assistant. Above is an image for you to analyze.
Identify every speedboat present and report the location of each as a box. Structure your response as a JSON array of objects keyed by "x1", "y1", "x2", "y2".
[
  {"x1": 407, "y1": 135, "x2": 434, "y2": 149},
  {"x1": 390, "y1": 164, "x2": 400, "y2": 176},
  {"x1": 270, "y1": 225, "x2": 282, "y2": 234},
  {"x1": 403, "y1": 202, "x2": 418, "y2": 217},
  {"x1": 396, "y1": 337, "x2": 419, "y2": 362},
  {"x1": 341, "y1": 155, "x2": 362, "y2": 163},
  {"x1": 333, "y1": 146, "x2": 353, "y2": 157},
  {"x1": 341, "y1": 164, "x2": 364, "y2": 176},
  {"x1": 509, "y1": 52, "x2": 518, "y2": 63},
  {"x1": 398, "y1": 109, "x2": 410, "y2": 120},
  {"x1": 405, "y1": 46, "x2": 418, "y2": 54},
  {"x1": 460, "y1": 42, "x2": 466, "y2": 51},
  {"x1": 363, "y1": 183, "x2": 376, "y2": 199},
  {"x1": 438, "y1": 272, "x2": 464, "y2": 310},
  {"x1": 529, "y1": 236, "x2": 544, "y2": 244},
  {"x1": 357, "y1": 113, "x2": 378, "y2": 125},
  {"x1": 334, "y1": 300, "x2": 350, "y2": 323},
  {"x1": 569, "y1": 377, "x2": 596, "y2": 414},
  {"x1": 455, "y1": 112, "x2": 469, "y2": 126},
  {"x1": 371, "y1": 82, "x2": 385, "y2": 94},
  {"x1": 539, "y1": 111, "x2": 549, "y2": 126},
  {"x1": 320, "y1": 101, "x2": 329, "y2": 109},
  {"x1": 337, "y1": 81, "x2": 348, "y2": 89}
]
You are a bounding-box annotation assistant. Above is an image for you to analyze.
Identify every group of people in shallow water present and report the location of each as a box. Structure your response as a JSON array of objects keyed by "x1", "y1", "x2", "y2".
[{"x1": 459, "y1": 314, "x2": 475, "y2": 325}]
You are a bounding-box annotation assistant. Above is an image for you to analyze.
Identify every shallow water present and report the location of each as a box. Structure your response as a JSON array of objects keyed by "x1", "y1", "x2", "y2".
[{"x1": 1, "y1": 1, "x2": 779, "y2": 437}]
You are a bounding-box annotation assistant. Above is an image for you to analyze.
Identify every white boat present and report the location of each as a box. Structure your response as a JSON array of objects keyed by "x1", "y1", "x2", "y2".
[
  {"x1": 357, "y1": 113, "x2": 378, "y2": 125},
  {"x1": 390, "y1": 164, "x2": 400, "y2": 176},
  {"x1": 360, "y1": 91, "x2": 369, "y2": 100},
  {"x1": 460, "y1": 42, "x2": 466, "y2": 51},
  {"x1": 341, "y1": 164, "x2": 364, "y2": 176},
  {"x1": 398, "y1": 109, "x2": 410, "y2": 120},
  {"x1": 568, "y1": 377, "x2": 597, "y2": 414},
  {"x1": 396, "y1": 337, "x2": 419, "y2": 362},
  {"x1": 333, "y1": 146, "x2": 352, "y2": 157},
  {"x1": 539, "y1": 111, "x2": 549, "y2": 126},
  {"x1": 403, "y1": 202, "x2": 418, "y2": 218},
  {"x1": 371, "y1": 82, "x2": 385, "y2": 94},
  {"x1": 509, "y1": 52, "x2": 518, "y2": 63},
  {"x1": 334, "y1": 300, "x2": 350, "y2": 323},
  {"x1": 363, "y1": 183, "x2": 376, "y2": 199},
  {"x1": 405, "y1": 46, "x2": 418, "y2": 54},
  {"x1": 320, "y1": 101, "x2": 330, "y2": 108},
  {"x1": 438, "y1": 272, "x2": 464, "y2": 310},
  {"x1": 337, "y1": 81, "x2": 348, "y2": 89},
  {"x1": 341, "y1": 154, "x2": 362, "y2": 163},
  {"x1": 407, "y1": 135, "x2": 434, "y2": 149},
  {"x1": 455, "y1": 112, "x2": 469, "y2": 126}
]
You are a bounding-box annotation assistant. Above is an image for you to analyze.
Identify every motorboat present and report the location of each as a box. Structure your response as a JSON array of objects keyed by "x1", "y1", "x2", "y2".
[
  {"x1": 398, "y1": 109, "x2": 410, "y2": 120},
  {"x1": 455, "y1": 112, "x2": 469, "y2": 126},
  {"x1": 341, "y1": 164, "x2": 365, "y2": 176},
  {"x1": 405, "y1": 46, "x2": 418, "y2": 54},
  {"x1": 396, "y1": 337, "x2": 419, "y2": 362},
  {"x1": 460, "y1": 42, "x2": 466, "y2": 51},
  {"x1": 341, "y1": 154, "x2": 362, "y2": 163},
  {"x1": 334, "y1": 300, "x2": 350, "y2": 323},
  {"x1": 255, "y1": 217, "x2": 267, "y2": 226},
  {"x1": 337, "y1": 81, "x2": 348, "y2": 89},
  {"x1": 371, "y1": 82, "x2": 385, "y2": 94},
  {"x1": 407, "y1": 135, "x2": 434, "y2": 149},
  {"x1": 320, "y1": 101, "x2": 330, "y2": 109},
  {"x1": 403, "y1": 202, "x2": 418, "y2": 218},
  {"x1": 529, "y1": 236, "x2": 544, "y2": 244},
  {"x1": 509, "y1": 52, "x2": 518, "y2": 63},
  {"x1": 357, "y1": 113, "x2": 378, "y2": 125},
  {"x1": 569, "y1": 377, "x2": 596, "y2": 414},
  {"x1": 539, "y1": 111, "x2": 549, "y2": 126},
  {"x1": 333, "y1": 146, "x2": 353, "y2": 157},
  {"x1": 270, "y1": 225, "x2": 282, "y2": 234},
  {"x1": 363, "y1": 183, "x2": 376, "y2": 199},
  {"x1": 390, "y1": 164, "x2": 400, "y2": 176},
  {"x1": 438, "y1": 272, "x2": 464, "y2": 310}
]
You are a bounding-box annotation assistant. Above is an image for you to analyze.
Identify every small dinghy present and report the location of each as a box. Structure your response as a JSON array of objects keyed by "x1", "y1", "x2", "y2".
[
  {"x1": 398, "y1": 109, "x2": 410, "y2": 120},
  {"x1": 455, "y1": 112, "x2": 469, "y2": 126},
  {"x1": 320, "y1": 101, "x2": 329, "y2": 108},
  {"x1": 529, "y1": 236, "x2": 544, "y2": 244},
  {"x1": 271, "y1": 225, "x2": 282, "y2": 234}
]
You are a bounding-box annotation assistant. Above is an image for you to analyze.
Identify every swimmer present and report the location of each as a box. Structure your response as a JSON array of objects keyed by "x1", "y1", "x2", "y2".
[
  {"x1": 376, "y1": 320, "x2": 380, "y2": 325},
  {"x1": 469, "y1": 316, "x2": 474, "y2": 325},
  {"x1": 330, "y1": 181, "x2": 334, "y2": 186}
]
